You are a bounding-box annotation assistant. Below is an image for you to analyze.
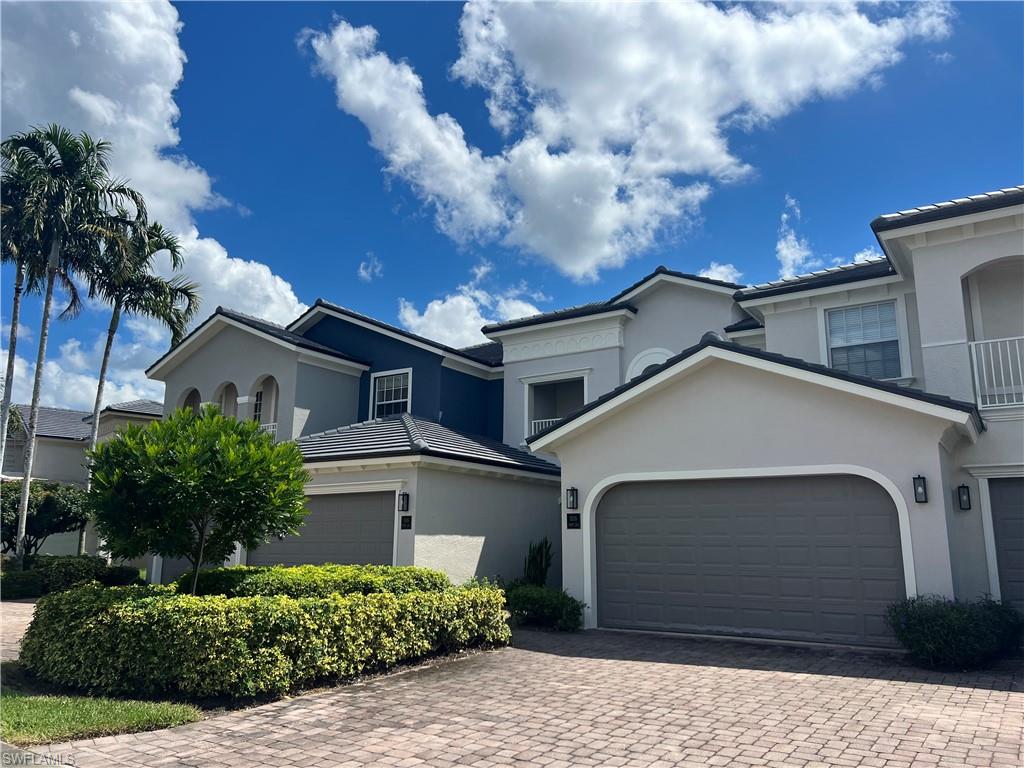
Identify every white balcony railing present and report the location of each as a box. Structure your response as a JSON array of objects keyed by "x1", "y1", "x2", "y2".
[
  {"x1": 970, "y1": 336, "x2": 1024, "y2": 409},
  {"x1": 530, "y1": 417, "x2": 562, "y2": 436},
  {"x1": 258, "y1": 422, "x2": 278, "y2": 440}
]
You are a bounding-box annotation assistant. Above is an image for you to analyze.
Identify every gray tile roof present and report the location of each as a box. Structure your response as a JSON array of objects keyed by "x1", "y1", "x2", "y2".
[
  {"x1": 481, "y1": 301, "x2": 638, "y2": 334},
  {"x1": 100, "y1": 399, "x2": 163, "y2": 417},
  {"x1": 734, "y1": 258, "x2": 896, "y2": 301},
  {"x1": 457, "y1": 341, "x2": 503, "y2": 365},
  {"x1": 11, "y1": 405, "x2": 91, "y2": 440},
  {"x1": 297, "y1": 413, "x2": 559, "y2": 475},
  {"x1": 871, "y1": 185, "x2": 1024, "y2": 232},
  {"x1": 723, "y1": 316, "x2": 763, "y2": 333}
]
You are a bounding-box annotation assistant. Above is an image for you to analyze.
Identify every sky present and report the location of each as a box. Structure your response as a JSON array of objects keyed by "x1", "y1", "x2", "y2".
[{"x1": 1, "y1": 1, "x2": 1022, "y2": 411}]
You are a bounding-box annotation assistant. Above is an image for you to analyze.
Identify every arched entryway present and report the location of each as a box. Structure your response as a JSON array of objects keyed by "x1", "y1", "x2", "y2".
[
  {"x1": 179, "y1": 388, "x2": 201, "y2": 415},
  {"x1": 249, "y1": 375, "x2": 280, "y2": 438},
  {"x1": 214, "y1": 382, "x2": 239, "y2": 418}
]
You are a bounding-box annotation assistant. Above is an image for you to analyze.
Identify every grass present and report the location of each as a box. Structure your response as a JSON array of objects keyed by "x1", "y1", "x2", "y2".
[{"x1": 0, "y1": 663, "x2": 201, "y2": 747}]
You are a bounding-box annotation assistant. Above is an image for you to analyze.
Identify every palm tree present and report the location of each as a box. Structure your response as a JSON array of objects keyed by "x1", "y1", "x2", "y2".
[
  {"x1": 0, "y1": 152, "x2": 85, "y2": 470},
  {"x1": 2, "y1": 124, "x2": 145, "y2": 567},
  {"x1": 80, "y1": 220, "x2": 200, "y2": 552}
]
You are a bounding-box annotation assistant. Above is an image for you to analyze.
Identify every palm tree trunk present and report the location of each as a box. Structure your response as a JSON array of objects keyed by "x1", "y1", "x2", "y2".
[
  {"x1": 0, "y1": 261, "x2": 26, "y2": 471},
  {"x1": 79, "y1": 301, "x2": 121, "y2": 555},
  {"x1": 15, "y1": 238, "x2": 60, "y2": 568}
]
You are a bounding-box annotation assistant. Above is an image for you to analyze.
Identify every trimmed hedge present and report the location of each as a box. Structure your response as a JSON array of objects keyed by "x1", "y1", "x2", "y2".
[
  {"x1": 0, "y1": 556, "x2": 142, "y2": 599},
  {"x1": 21, "y1": 582, "x2": 510, "y2": 699},
  {"x1": 505, "y1": 584, "x2": 584, "y2": 631},
  {"x1": 1, "y1": 570, "x2": 44, "y2": 599},
  {"x1": 180, "y1": 564, "x2": 451, "y2": 598},
  {"x1": 886, "y1": 596, "x2": 1024, "y2": 669}
]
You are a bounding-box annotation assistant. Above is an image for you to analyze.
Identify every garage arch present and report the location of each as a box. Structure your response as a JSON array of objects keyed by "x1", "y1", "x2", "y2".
[{"x1": 579, "y1": 465, "x2": 917, "y2": 630}]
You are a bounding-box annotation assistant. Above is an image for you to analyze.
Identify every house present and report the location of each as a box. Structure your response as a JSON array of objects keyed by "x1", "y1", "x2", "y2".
[
  {"x1": 148, "y1": 185, "x2": 1023, "y2": 647},
  {"x1": 2, "y1": 399, "x2": 163, "y2": 554}
]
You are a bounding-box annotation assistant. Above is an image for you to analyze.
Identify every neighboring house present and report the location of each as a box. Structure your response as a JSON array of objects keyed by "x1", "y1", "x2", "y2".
[
  {"x1": 147, "y1": 185, "x2": 1023, "y2": 648},
  {"x1": 2, "y1": 400, "x2": 163, "y2": 554}
]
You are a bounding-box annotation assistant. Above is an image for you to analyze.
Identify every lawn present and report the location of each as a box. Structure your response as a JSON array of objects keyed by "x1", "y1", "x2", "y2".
[{"x1": 0, "y1": 664, "x2": 201, "y2": 747}]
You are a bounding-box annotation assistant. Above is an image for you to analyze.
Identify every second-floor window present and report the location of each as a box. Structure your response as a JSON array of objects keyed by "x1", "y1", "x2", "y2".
[
  {"x1": 371, "y1": 369, "x2": 411, "y2": 418},
  {"x1": 827, "y1": 300, "x2": 901, "y2": 380}
]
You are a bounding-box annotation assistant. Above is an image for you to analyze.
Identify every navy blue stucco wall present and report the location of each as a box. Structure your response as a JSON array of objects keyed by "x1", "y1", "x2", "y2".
[{"x1": 300, "y1": 315, "x2": 502, "y2": 439}]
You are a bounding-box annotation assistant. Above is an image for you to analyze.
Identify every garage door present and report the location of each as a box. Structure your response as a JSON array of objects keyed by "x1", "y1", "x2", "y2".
[
  {"x1": 247, "y1": 492, "x2": 394, "y2": 567},
  {"x1": 597, "y1": 475, "x2": 905, "y2": 646},
  {"x1": 990, "y1": 477, "x2": 1024, "y2": 613}
]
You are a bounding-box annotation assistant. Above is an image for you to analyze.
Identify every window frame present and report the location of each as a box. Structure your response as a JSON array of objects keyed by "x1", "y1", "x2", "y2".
[
  {"x1": 823, "y1": 297, "x2": 909, "y2": 382},
  {"x1": 368, "y1": 368, "x2": 413, "y2": 420}
]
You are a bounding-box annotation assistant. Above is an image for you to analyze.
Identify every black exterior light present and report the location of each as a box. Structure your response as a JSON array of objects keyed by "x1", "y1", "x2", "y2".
[
  {"x1": 397, "y1": 491, "x2": 410, "y2": 512},
  {"x1": 957, "y1": 484, "x2": 972, "y2": 511},
  {"x1": 913, "y1": 475, "x2": 928, "y2": 504},
  {"x1": 565, "y1": 487, "x2": 579, "y2": 510}
]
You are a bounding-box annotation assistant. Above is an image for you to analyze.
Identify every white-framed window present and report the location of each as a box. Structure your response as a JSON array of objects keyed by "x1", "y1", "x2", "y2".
[
  {"x1": 827, "y1": 300, "x2": 901, "y2": 380},
  {"x1": 370, "y1": 369, "x2": 412, "y2": 419},
  {"x1": 253, "y1": 389, "x2": 264, "y2": 423}
]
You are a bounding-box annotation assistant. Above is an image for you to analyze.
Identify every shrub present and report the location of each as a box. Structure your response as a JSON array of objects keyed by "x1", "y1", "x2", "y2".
[
  {"x1": 885, "y1": 596, "x2": 1024, "y2": 669},
  {"x1": 97, "y1": 565, "x2": 145, "y2": 588},
  {"x1": 1, "y1": 569, "x2": 44, "y2": 599},
  {"x1": 181, "y1": 564, "x2": 451, "y2": 598},
  {"x1": 30, "y1": 555, "x2": 108, "y2": 593},
  {"x1": 523, "y1": 538, "x2": 553, "y2": 587},
  {"x1": 21, "y1": 582, "x2": 510, "y2": 699},
  {"x1": 1, "y1": 480, "x2": 88, "y2": 556},
  {"x1": 505, "y1": 584, "x2": 584, "y2": 631}
]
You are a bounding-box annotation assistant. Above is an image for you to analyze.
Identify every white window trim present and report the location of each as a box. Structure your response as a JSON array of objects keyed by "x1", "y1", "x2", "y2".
[
  {"x1": 965, "y1": 463, "x2": 1024, "y2": 600},
  {"x1": 368, "y1": 368, "x2": 413, "y2": 420},
  {"x1": 817, "y1": 293, "x2": 914, "y2": 383},
  {"x1": 519, "y1": 368, "x2": 591, "y2": 444},
  {"x1": 626, "y1": 348, "x2": 674, "y2": 381}
]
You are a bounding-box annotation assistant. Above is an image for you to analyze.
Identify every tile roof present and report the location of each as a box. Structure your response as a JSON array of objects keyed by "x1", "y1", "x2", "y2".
[
  {"x1": 457, "y1": 341, "x2": 504, "y2": 365},
  {"x1": 723, "y1": 316, "x2": 763, "y2": 333},
  {"x1": 100, "y1": 399, "x2": 163, "y2": 417},
  {"x1": 607, "y1": 265, "x2": 745, "y2": 303},
  {"x1": 481, "y1": 301, "x2": 638, "y2": 334},
  {"x1": 528, "y1": 334, "x2": 982, "y2": 444},
  {"x1": 297, "y1": 413, "x2": 559, "y2": 475},
  {"x1": 734, "y1": 258, "x2": 896, "y2": 301},
  {"x1": 306, "y1": 300, "x2": 503, "y2": 367},
  {"x1": 10, "y1": 405, "x2": 91, "y2": 440},
  {"x1": 871, "y1": 185, "x2": 1024, "y2": 232}
]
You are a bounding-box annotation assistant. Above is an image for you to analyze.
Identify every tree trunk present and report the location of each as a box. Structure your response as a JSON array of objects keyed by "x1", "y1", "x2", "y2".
[
  {"x1": 80, "y1": 301, "x2": 121, "y2": 555},
  {"x1": 0, "y1": 261, "x2": 26, "y2": 471},
  {"x1": 15, "y1": 238, "x2": 60, "y2": 568},
  {"x1": 189, "y1": 521, "x2": 208, "y2": 596}
]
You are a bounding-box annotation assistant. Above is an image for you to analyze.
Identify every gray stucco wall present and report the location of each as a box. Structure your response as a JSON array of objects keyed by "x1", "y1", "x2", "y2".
[
  {"x1": 971, "y1": 257, "x2": 1024, "y2": 341},
  {"x1": 621, "y1": 282, "x2": 739, "y2": 379},
  {"x1": 3, "y1": 437, "x2": 88, "y2": 485},
  {"x1": 542, "y1": 358, "x2": 973, "y2": 627},
  {"x1": 294, "y1": 362, "x2": 361, "y2": 437},
  {"x1": 763, "y1": 307, "x2": 821, "y2": 362},
  {"x1": 414, "y1": 467, "x2": 560, "y2": 586}
]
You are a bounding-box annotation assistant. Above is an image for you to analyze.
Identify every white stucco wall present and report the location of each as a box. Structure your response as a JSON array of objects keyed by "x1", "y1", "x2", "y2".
[{"x1": 540, "y1": 357, "x2": 973, "y2": 627}]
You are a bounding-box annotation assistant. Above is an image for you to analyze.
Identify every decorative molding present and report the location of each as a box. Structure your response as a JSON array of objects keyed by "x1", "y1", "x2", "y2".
[
  {"x1": 626, "y1": 348, "x2": 673, "y2": 381},
  {"x1": 502, "y1": 324, "x2": 624, "y2": 363}
]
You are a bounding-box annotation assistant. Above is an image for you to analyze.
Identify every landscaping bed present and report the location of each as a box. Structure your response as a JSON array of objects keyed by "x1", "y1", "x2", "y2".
[
  {"x1": 1, "y1": 554, "x2": 142, "y2": 599},
  {"x1": 21, "y1": 567, "x2": 511, "y2": 700}
]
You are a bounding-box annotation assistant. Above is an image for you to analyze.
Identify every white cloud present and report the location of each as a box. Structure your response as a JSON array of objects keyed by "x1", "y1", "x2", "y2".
[
  {"x1": 852, "y1": 246, "x2": 884, "y2": 264},
  {"x1": 1, "y1": 1, "x2": 307, "y2": 328},
  {"x1": 357, "y1": 252, "x2": 384, "y2": 282},
  {"x1": 305, "y1": 1, "x2": 951, "y2": 280},
  {"x1": 698, "y1": 262, "x2": 743, "y2": 284},
  {"x1": 775, "y1": 195, "x2": 823, "y2": 279},
  {"x1": 398, "y1": 261, "x2": 541, "y2": 347},
  {"x1": 1, "y1": 323, "x2": 33, "y2": 344}
]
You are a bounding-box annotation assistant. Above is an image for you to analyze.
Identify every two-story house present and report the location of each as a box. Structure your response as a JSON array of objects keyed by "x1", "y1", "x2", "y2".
[{"x1": 147, "y1": 185, "x2": 1023, "y2": 648}]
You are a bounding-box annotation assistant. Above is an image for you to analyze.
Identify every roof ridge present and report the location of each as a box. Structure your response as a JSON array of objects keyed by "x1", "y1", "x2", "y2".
[
  {"x1": 401, "y1": 413, "x2": 429, "y2": 449},
  {"x1": 13, "y1": 403, "x2": 90, "y2": 415}
]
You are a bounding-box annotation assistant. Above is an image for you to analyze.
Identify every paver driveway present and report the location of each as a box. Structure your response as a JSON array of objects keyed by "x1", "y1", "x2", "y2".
[{"x1": 20, "y1": 628, "x2": 1024, "y2": 768}]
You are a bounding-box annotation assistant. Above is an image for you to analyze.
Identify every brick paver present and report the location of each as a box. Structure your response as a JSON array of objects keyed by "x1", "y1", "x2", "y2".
[
  {"x1": 15, "y1": 627, "x2": 1023, "y2": 767},
  {"x1": 0, "y1": 599, "x2": 36, "y2": 661}
]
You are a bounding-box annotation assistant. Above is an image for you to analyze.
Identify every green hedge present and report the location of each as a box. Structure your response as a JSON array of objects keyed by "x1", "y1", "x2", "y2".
[
  {"x1": 505, "y1": 584, "x2": 584, "y2": 631},
  {"x1": 21, "y1": 582, "x2": 510, "y2": 699},
  {"x1": 886, "y1": 596, "x2": 1024, "y2": 669},
  {"x1": 1, "y1": 570, "x2": 44, "y2": 599},
  {"x1": 1, "y1": 556, "x2": 142, "y2": 599},
  {"x1": 180, "y1": 564, "x2": 451, "y2": 598}
]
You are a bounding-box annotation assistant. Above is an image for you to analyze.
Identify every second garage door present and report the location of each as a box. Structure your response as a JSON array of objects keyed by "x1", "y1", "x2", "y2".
[
  {"x1": 597, "y1": 475, "x2": 905, "y2": 647},
  {"x1": 247, "y1": 491, "x2": 395, "y2": 567}
]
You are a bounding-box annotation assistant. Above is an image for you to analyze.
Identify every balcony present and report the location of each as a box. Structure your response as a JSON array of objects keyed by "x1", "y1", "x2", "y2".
[
  {"x1": 969, "y1": 336, "x2": 1024, "y2": 409},
  {"x1": 530, "y1": 417, "x2": 562, "y2": 436},
  {"x1": 258, "y1": 422, "x2": 279, "y2": 440}
]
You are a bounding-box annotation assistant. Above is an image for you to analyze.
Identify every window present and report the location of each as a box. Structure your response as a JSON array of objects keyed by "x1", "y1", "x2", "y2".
[
  {"x1": 371, "y1": 370, "x2": 411, "y2": 418},
  {"x1": 253, "y1": 390, "x2": 264, "y2": 423},
  {"x1": 827, "y1": 301, "x2": 901, "y2": 380}
]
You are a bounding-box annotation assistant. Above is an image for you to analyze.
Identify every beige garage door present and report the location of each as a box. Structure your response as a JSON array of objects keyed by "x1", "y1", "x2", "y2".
[
  {"x1": 990, "y1": 477, "x2": 1024, "y2": 613},
  {"x1": 597, "y1": 475, "x2": 905, "y2": 647},
  {"x1": 247, "y1": 491, "x2": 395, "y2": 567}
]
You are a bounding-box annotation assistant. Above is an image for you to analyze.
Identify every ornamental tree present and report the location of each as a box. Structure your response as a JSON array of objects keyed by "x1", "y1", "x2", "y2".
[
  {"x1": 0, "y1": 480, "x2": 88, "y2": 555},
  {"x1": 88, "y1": 406, "x2": 310, "y2": 594}
]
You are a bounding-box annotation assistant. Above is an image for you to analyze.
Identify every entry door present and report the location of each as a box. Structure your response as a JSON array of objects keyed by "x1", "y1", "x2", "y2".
[{"x1": 990, "y1": 477, "x2": 1024, "y2": 612}]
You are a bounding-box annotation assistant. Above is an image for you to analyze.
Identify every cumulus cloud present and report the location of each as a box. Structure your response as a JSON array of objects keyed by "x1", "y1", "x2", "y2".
[
  {"x1": 852, "y1": 246, "x2": 884, "y2": 264},
  {"x1": 305, "y1": 1, "x2": 951, "y2": 280},
  {"x1": 775, "y1": 194, "x2": 823, "y2": 279},
  {"x1": 2, "y1": 1, "x2": 307, "y2": 408},
  {"x1": 699, "y1": 262, "x2": 743, "y2": 284},
  {"x1": 398, "y1": 261, "x2": 542, "y2": 347},
  {"x1": 357, "y1": 252, "x2": 384, "y2": 282}
]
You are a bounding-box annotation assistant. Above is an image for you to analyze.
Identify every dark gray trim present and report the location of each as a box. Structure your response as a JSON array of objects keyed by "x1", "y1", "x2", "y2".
[
  {"x1": 734, "y1": 260, "x2": 897, "y2": 302},
  {"x1": 607, "y1": 265, "x2": 744, "y2": 303},
  {"x1": 527, "y1": 337, "x2": 983, "y2": 444},
  {"x1": 481, "y1": 302, "x2": 638, "y2": 334},
  {"x1": 871, "y1": 186, "x2": 1024, "y2": 233},
  {"x1": 724, "y1": 316, "x2": 763, "y2": 333}
]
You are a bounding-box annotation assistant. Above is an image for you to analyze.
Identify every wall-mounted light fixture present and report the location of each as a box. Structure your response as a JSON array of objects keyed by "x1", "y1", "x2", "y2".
[
  {"x1": 957, "y1": 484, "x2": 972, "y2": 511},
  {"x1": 565, "y1": 487, "x2": 579, "y2": 510},
  {"x1": 397, "y1": 491, "x2": 410, "y2": 512},
  {"x1": 913, "y1": 475, "x2": 928, "y2": 504}
]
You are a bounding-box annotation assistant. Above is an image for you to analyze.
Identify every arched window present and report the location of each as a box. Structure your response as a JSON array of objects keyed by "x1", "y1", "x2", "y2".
[{"x1": 181, "y1": 388, "x2": 201, "y2": 415}]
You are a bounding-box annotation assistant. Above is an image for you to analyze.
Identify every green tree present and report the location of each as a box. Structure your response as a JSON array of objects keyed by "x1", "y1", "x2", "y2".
[
  {"x1": 0, "y1": 480, "x2": 88, "y2": 555},
  {"x1": 80, "y1": 218, "x2": 200, "y2": 553},
  {"x1": 1, "y1": 124, "x2": 145, "y2": 566},
  {"x1": 88, "y1": 406, "x2": 310, "y2": 594}
]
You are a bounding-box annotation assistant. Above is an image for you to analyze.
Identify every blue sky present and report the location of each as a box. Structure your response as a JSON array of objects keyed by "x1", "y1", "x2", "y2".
[{"x1": 1, "y1": 1, "x2": 1022, "y2": 410}]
